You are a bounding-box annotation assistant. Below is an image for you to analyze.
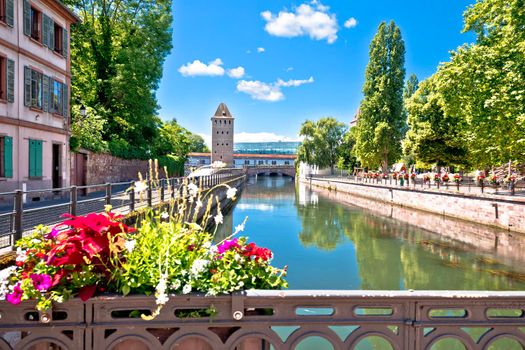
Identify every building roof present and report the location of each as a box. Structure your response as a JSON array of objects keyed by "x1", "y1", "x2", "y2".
[
  {"x1": 46, "y1": 0, "x2": 80, "y2": 23},
  {"x1": 213, "y1": 103, "x2": 233, "y2": 118},
  {"x1": 188, "y1": 152, "x2": 297, "y2": 160}
]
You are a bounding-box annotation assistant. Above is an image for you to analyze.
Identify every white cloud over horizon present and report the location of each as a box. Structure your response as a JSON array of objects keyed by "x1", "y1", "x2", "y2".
[
  {"x1": 344, "y1": 17, "x2": 357, "y2": 28},
  {"x1": 257, "y1": 47, "x2": 265, "y2": 53},
  {"x1": 236, "y1": 77, "x2": 314, "y2": 102},
  {"x1": 178, "y1": 58, "x2": 225, "y2": 77},
  {"x1": 227, "y1": 66, "x2": 246, "y2": 79},
  {"x1": 198, "y1": 132, "x2": 302, "y2": 148},
  {"x1": 261, "y1": 1, "x2": 338, "y2": 44}
]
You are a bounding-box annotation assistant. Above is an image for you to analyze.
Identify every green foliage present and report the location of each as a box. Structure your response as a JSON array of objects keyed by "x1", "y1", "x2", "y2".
[
  {"x1": 297, "y1": 117, "x2": 347, "y2": 174},
  {"x1": 403, "y1": 77, "x2": 469, "y2": 168},
  {"x1": 66, "y1": 0, "x2": 173, "y2": 158},
  {"x1": 337, "y1": 128, "x2": 360, "y2": 171},
  {"x1": 355, "y1": 21, "x2": 406, "y2": 172},
  {"x1": 70, "y1": 105, "x2": 108, "y2": 152}
]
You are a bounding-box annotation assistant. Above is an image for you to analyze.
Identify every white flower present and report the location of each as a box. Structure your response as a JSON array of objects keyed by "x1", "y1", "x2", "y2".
[
  {"x1": 214, "y1": 213, "x2": 224, "y2": 225},
  {"x1": 182, "y1": 284, "x2": 192, "y2": 294},
  {"x1": 202, "y1": 241, "x2": 211, "y2": 249},
  {"x1": 191, "y1": 259, "x2": 210, "y2": 276},
  {"x1": 195, "y1": 200, "x2": 203, "y2": 209},
  {"x1": 226, "y1": 186, "x2": 237, "y2": 199},
  {"x1": 234, "y1": 223, "x2": 245, "y2": 234},
  {"x1": 234, "y1": 253, "x2": 241, "y2": 262},
  {"x1": 155, "y1": 276, "x2": 169, "y2": 305},
  {"x1": 124, "y1": 240, "x2": 136, "y2": 253},
  {"x1": 134, "y1": 181, "x2": 148, "y2": 194},
  {"x1": 160, "y1": 212, "x2": 169, "y2": 220},
  {"x1": 188, "y1": 183, "x2": 198, "y2": 197},
  {"x1": 171, "y1": 279, "x2": 181, "y2": 290},
  {"x1": 209, "y1": 246, "x2": 218, "y2": 254},
  {"x1": 15, "y1": 248, "x2": 27, "y2": 263},
  {"x1": 31, "y1": 238, "x2": 41, "y2": 244},
  {"x1": 0, "y1": 266, "x2": 16, "y2": 281}
]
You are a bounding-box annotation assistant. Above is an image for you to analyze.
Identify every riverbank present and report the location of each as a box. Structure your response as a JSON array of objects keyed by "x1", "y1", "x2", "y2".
[{"x1": 301, "y1": 176, "x2": 525, "y2": 234}]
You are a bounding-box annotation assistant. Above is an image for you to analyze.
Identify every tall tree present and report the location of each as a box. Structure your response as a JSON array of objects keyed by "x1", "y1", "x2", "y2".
[
  {"x1": 401, "y1": 74, "x2": 419, "y2": 165},
  {"x1": 435, "y1": 0, "x2": 525, "y2": 167},
  {"x1": 66, "y1": 0, "x2": 173, "y2": 158},
  {"x1": 297, "y1": 117, "x2": 347, "y2": 174},
  {"x1": 354, "y1": 21, "x2": 406, "y2": 172},
  {"x1": 337, "y1": 128, "x2": 359, "y2": 172}
]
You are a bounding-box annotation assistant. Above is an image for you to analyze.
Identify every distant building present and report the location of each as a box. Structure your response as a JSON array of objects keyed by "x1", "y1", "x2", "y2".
[
  {"x1": 0, "y1": 0, "x2": 78, "y2": 192},
  {"x1": 350, "y1": 108, "x2": 360, "y2": 128},
  {"x1": 211, "y1": 103, "x2": 234, "y2": 166},
  {"x1": 235, "y1": 141, "x2": 300, "y2": 155},
  {"x1": 187, "y1": 152, "x2": 296, "y2": 169}
]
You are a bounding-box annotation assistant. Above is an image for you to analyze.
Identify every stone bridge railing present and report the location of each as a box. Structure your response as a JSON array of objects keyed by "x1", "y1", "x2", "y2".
[{"x1": 1, "y1": 290, "x2": 524, "y2": 349}]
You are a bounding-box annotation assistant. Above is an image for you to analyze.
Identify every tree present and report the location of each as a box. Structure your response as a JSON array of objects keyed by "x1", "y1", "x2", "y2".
[
  {"x1": 297, "y1": 117, "x2": 347, "y2": 174},
  {"x1": 337, "y1": 128, "x2": 359, "y2": 172},
  {"x1": 354, "y1": 21, "x2": 406, "y2": 172},
  {"x1": 434, "y1": 0, "x2": 525, "y2": 167},
  {"x1": 66, "y1": 0, "x2": 173, "y2": 159},
  {"x1": 402, "y1": 77, "x2": 469, "y2": 168},
  {"x1": 188, "y1": 134, "x2": 210, "y2": 153},
  {"x1": 401, "y1": 74, "x2": 419, "y2": 165}
]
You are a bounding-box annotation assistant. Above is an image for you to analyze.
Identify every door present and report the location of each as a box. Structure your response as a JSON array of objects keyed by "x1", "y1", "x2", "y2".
[
  {"x1": 74, "y1": 153, "x2": 87, "y2": 196},
  {"x1": 52, "y1": 144, "x2": 61, "y2": 189}
]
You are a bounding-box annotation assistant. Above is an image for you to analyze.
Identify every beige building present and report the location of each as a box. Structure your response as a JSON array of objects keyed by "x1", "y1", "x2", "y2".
[
  {"x1": 211, "y1": 102, "x2": 234, "y2": 165},
  {"x1": 0, "y1": 0, "x2": 77, "y2": 193}
]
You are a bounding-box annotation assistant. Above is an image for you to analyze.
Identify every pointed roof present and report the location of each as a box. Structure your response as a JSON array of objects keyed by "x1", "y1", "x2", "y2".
[{"x1": 213, "y1": 103, "x2": 233, "y2": 118}]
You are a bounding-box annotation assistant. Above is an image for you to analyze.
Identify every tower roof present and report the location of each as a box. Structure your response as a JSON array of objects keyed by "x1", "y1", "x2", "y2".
[{"x1": 213, "y1": 103, "x2": 233, "y2": 118}]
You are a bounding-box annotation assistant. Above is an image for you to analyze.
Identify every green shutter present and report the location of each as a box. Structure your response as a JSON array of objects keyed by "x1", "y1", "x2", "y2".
[
  {"x1": 6, "y1": 0, "x2": 14, "y2": 27},
  {"x1": 23, "y1": 0, "x2": 30, "y2": 37},
  {"x1": 49, "y1": 21, "x2": 55, "y2": 50},
  {"x1": 4, "y1": 137, "x2": 13, "y2": 178},
  {"x1": 35, "y1": 140, "x2": 42, "y2": 177},
  {"x1": 28, "y1": 139, "x2": 35, "y2": 177},
  {"x1": 24, "y1": 66, "x2": 31, "y2": 107},
  {"x1": 62, "y1": 83, "x2": 68, "y2": 118},
  {"x1": 62, "y1": 29, "x2": 68, "y2": 58},
  {"x1": 42, "y1": 75, "x2": 49, "y2": 112},
  {"x1": 7, "y1": 59, "x2": 14, "y2": 103},
  {"x1": 42, "y1": 15, "x2": 48, "y2": 47}
]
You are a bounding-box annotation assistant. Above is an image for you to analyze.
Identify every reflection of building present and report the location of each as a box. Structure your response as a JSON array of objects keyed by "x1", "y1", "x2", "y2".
[{"x1": 0, "y1": 0, "x2": 78, "y2": 192}]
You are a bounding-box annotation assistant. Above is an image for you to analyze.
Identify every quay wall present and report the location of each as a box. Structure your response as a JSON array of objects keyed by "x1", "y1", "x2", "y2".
[{"x1": 301, "y1": 177, "x2": 525, "y2": 235}]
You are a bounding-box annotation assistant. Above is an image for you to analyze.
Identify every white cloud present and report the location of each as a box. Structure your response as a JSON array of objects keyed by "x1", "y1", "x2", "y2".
[
  {"x1": 236, "y1": 76, "x2": 314, "y2": 102},
  {"x1": 344, "y1": 17, "x2": 357, "y2": 29},
  {"x1": 227, "y1": 66, "x2": 245, "y2": 79},
  {"x1": 257, "y1": 47, "x2": 265, "y2": 53},
  {"x1": 286, "y1": 67, "x2": 294, "y2": 72},
  {"x1": 197, "y1": 133, "x2": 212, "y2": 148},
  {"x1": 261, "y1": 1, "x2": 338, "y2": 44},
  {"x1": 276, "y1": 76, "x2": 314, "y2": 87},
  {"x1": 236, "y1": 80, "x2": 284, "y2": 102},
  {"x1": 178, "y1": 58, "x2": 225, "y2": 77},
  {"x1": 235, "y1": 132, "x2": 302, "y2": 142}
]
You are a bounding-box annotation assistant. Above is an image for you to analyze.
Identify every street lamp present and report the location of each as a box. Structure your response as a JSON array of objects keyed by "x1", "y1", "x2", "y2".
[{"x1": 80, "y1": 105, "x2": 87, "y2": 118}]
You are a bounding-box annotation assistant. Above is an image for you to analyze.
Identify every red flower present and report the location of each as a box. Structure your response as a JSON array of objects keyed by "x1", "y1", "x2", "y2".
[{"x1": 242, "y1": 243, "x2": 273, "y2": 261}]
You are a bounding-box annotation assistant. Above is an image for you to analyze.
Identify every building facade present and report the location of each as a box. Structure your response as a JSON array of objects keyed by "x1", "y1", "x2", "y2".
[
  {"x1": 211, "y1": 102, "x2": 234, "y2": 165},
  {"x1": 0, "y1": 0, "x2": 77, "y2": 193}
]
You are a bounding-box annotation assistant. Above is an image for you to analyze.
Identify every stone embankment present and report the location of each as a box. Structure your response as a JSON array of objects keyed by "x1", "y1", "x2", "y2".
[{"x1": 301, "y1": 176, "x2": 525, "y2": 234}]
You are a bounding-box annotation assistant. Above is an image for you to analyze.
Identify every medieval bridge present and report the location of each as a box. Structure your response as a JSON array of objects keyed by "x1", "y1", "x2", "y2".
[{"x1": 244, "y1": 165, "x2": 296, "y2": 178}]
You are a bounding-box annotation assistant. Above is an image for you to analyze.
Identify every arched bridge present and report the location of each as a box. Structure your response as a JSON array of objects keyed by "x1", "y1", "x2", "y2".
[{"x1": 244, "y1": 165, "x2": 296, "y2": 178}]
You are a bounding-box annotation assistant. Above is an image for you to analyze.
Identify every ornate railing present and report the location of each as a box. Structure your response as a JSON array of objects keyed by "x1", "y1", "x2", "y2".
[{"x1": 1, "y1": 290, "x2": 524, "y2": 349}]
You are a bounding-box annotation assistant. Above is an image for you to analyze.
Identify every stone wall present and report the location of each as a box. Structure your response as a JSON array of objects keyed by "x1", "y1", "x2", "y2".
[
  {"x1": 302, "y1": 177, "x2": 525, "y2": 234},
  {"x1": 84, "y1": 152, "x2": 149, "y2": 185}
]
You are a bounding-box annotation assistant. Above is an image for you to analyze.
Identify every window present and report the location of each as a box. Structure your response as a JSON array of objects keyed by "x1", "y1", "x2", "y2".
[
  {"x1": 258, "y1": 160, "x2": 264, "y2": 165},
  {"x1": 0, "y1": 0, "x2": 5, "y2": 24},
  {"x1": 0, "y1": 57, "x2": 5, "y2": 101},
  {"x1": 272, "y1": 161, "x2": 277, "y2": 165},
  {"x1": 51, "y1": 79, "x2": 63, "y2": 114},
  {"x1": 28, "y1": 139, "x2": 42, "y2": 177},
  {"x1": 0, "y1": 136, "x2": 13, "y2": 177},
  {"x1": 30, "y1": 7, "x2": 41, "y2": 41},
  {"x1": 285, "y1": 161, "x2": 290, "y2": 165},
  {"x1": 54, "y1": 23, "x2": 63, "y2": 53},
  {"x1": 244, "y1": 160, "x2": 250, "y2": 165},
  {"x1": 199, "y1": 159, "x2": 205, "y2": 165},
  {"x1": 30, "y1": 69, "x2": 43, "y2": 109}
]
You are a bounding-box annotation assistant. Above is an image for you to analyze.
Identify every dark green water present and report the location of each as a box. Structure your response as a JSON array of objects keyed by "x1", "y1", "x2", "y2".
[{"x1": 217, "y1": 176, "x2": 525, "y2": 291}]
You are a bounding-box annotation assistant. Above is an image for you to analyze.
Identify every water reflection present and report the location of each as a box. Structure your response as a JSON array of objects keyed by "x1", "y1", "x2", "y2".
[{"x1": 217, "y1": 176, "x2": 525, "y2": 290}]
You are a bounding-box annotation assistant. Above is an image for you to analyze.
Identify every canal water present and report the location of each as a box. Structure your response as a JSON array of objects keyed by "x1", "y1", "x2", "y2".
[
  {"x1": 217, "y1": 176, "x2": 525, "y2": 291},
  {"x1": 216, "y1": 176, "x2": 525, "y2": 350}
]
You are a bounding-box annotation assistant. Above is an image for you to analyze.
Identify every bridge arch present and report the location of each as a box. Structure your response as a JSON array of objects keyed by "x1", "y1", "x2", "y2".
[{"x1": 245, "y1": 166, "x2": 296, "y2": 179}]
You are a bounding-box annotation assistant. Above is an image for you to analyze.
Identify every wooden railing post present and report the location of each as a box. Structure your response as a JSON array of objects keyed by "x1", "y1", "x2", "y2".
[
  {"x1": 13, "y1": 190, "x2": 23, "y2": 248},
  {"x1": 160, "y1": 178, "x2": 165, "y2": 202},
  {"x1": 70, "y1": 186, "x2": 78, "y2": 216},
  {"x1": 129, "y1": 182, "x2": 135, "y2": 212},
  {"x1": 147, "y1": 180, "x2": 152, "y2": 207},
  {"x1": 105, "y1": 183, "x2": 112, "y2": 206}
]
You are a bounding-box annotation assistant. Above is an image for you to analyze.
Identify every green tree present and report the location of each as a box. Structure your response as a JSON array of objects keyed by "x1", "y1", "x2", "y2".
[
  {"x1": 337, "y1": 128, "x2": 359, "y2": 172},
  {"x1": 401, "y1": 74, "x2": 419, "y2": 166},
  {"x1": 435, "y1": 0, "x2": 525, "y2": 167},
  {"x1": 402, "y1": 77, "x2": 469, "y2": 168},
  {"x1": 354, "y1": 21, "x2": 406, "y2": 172},
  {"x1": 66, "y1": 0, "x2": 173, "y2": 158},
  {"x1": 297, "y1": 117, "x2": 347, "y2": 174},
  {"x1": 187, "y1": 134, "x2": 210, "y2": 153}
]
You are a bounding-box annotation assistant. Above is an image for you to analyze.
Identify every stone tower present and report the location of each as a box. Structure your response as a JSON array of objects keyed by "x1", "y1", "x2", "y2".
[{"x1": 211, "y1": 103, "x2": 234, "y2": 166}]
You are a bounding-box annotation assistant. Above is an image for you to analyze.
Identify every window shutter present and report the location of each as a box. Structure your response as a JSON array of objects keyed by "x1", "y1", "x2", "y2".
[
  {"x1": 42, "y1": 15, "x2": 49, "y2": 47},
  {"x1": 35, "y1": 140, "x2": 43, "y2": 177},
  {"x1": 28, "y1": 139, "x2": 35, "y2": 177},
  {"x1": 7, "y1": 59, "x2": 15, "y2": 103},
  {"x1": 6, "y1": 0, "x2": 14, "y2": 27},
  {"x1": 23, "y1": 0, "x2": 31, "y2": 37},
  {"x1": 62, "y1": 29, "x2": 68, "y2": 58},
  {"x1": 42, "y1": 75, "x2": 49, "y2": 112},
  {"x1": 4, "y1": 137, "x2": 13, "y2": 178},
  {"x1": 24, "y1": 66, "x2": 31, "y2": 107},
  {"x1": 49, "y1": 21, "x2": 55, "y2": 50},
  {"x1": 62, "y1": 83, "x2": 68, "y2": 118}
]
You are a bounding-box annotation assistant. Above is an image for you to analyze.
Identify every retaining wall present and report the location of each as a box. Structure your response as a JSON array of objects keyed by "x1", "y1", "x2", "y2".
[{"x1": 302, "y1": 177, "x2": 525, "y2": 234}]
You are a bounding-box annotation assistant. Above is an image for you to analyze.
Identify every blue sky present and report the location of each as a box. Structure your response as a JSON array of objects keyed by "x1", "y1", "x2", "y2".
[{"x1": 157, "y1": 0, "x2": 475, "y2": 144}]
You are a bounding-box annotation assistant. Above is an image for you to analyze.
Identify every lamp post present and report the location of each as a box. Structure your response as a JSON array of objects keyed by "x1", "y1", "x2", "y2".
[{"x1": 80, "y1": 105, "x2": 87, "y2": 118}]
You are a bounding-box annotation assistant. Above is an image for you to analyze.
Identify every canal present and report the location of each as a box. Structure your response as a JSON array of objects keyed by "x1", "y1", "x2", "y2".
[{"x1": 217, "y1": 176, "x2": 525, "y2": 291}]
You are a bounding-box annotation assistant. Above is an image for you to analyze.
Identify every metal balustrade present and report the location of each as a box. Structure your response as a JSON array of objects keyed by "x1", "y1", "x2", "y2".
[{"x1": 0, "y1": 290, "x2": 524, "y2": 349}]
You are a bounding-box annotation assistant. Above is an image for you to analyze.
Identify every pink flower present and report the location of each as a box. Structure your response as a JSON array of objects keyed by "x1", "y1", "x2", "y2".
[
  {"x1": 217, "y1": 239, "x2": 240, "y2": 254},
  {"x1": 6, "y1": 284, "x2": 23, "y2": 305},
  {"x1": 30, "y1": 273, "x2": 52, "y2": 292}
]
